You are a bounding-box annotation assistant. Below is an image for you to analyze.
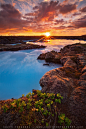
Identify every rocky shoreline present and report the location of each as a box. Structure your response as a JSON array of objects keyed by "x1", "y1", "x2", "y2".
[
  {"x1": 0, "y1": 43, "x2": 86, "y2": 128},
  {"x1": 38, "y1": 43, "x2": 86, "y2": 127},
  {"x1": 0, "y1": 43, "x2": 46, "y2": 51}
]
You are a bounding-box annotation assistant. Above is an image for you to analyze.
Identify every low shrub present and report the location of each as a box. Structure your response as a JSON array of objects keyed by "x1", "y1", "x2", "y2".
[{"x1": 1, "y1": 90, "x2": 71, "y2": 128}]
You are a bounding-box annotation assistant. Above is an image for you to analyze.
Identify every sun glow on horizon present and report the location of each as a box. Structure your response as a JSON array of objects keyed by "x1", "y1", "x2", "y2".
[{"x1": 45, "y1": 32, "x2": 50, "y2": 37}]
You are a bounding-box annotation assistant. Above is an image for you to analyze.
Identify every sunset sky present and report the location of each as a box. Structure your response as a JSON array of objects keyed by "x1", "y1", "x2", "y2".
[{"x1": 0, "y1": 0, "x2": 86, "y2": 36}]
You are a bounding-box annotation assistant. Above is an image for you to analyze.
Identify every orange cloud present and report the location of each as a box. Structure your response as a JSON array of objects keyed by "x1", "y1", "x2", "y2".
[{"x1": 13, "y1": 3, "x2": 16, "y2": 7}]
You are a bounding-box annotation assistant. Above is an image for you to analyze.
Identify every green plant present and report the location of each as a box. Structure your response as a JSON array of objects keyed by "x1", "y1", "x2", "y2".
[
  {"x1": 37, "y1": 90, "x2": 41, "y2": 96},
  {"x1": 43, "y1": 110, "x2": 48, "y2": 116},
  {"x1": 50, "y1": 93, "x2": 55, "y2": 99},
  {"x1": 58, "y1": 113, "x2": 71, "y2": 127},
  {"x1": 48, "y1": 112, "x2": 51, "y2": 115},
  {"x1": 41, "y1": 119, "x2": 44, "y2": 123},
  {"x1": 1, "y1": 90, "x2": 71, "y2": 128},
  {"x1": 52, "y1": 114, "x2": 54, "y2": 117},
  {"x1": 34, "y1": 119, "x2": 36, "y2": 123},
  {"x1": 26, "y1": 92, "x2": 32, "y2": 98},
  {"x1": 58, "y1": 114, "x2": 65, "y2": 125},
  {"x1": 2, "y1": 104, "x2": 8, "y2": 113},
  {"x1": 41, "y1": 108, "x2": 44, "y2": 112},
  {"x1": 16, "y1": 99, "x2": 20, "y2": 108},
  {"x1": 19, "y1": 106, "x2": 23, "y2": 113},
  {"x1": 55, "y1": 99, "x2": 61, "y2": 104},
  {"x1": 46, "y1": 122, "x2": 49, "y2": 127},
  {"x1": 45, "y1": 99, "x2": 50, "y2": 104},
  {"x1": 28, "y1": 98, "x2": 32, "y2": 103},
  {"x1": 27, "y1": 102, "x2": 32, "y2": 109},
  {"x1": 50, "y1": 100, "x2": 53, "y2": 104},
  {"x1": 65, "y1": 117, "x2": 71, "y2": 126},
  {"x1": 21, "y1": 101, "x2": 26, "y2": 107},
  {"x1": 22, "y1": 94, "x2": 24, "y2": 97},
  {"x1": 47, "y1": 103, "x2": 51, "y2": 109},
  {"x1": 10, "y1": 101, "x2": 16, "y2": 108}
]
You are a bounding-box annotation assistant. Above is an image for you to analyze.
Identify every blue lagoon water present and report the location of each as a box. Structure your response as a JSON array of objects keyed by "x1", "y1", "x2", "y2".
[{"x1": 0, "y1": 39, "x2": 86, "y2": 100}]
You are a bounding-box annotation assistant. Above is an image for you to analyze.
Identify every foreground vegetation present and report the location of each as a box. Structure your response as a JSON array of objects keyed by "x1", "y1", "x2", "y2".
[{"x1": 1, "y1": 90, "x2": 71, "y2": 129}]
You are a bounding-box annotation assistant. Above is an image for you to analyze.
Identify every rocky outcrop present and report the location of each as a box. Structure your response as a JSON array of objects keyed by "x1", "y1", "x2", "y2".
[
  {"x1": 40, "y1": 67, "x2": 74, "y2": 102},
  {"x1": 38, "y1": 50, "x2": 61, "y2": 64},
  {"x1": 0, "y1": 43, "x2": 46, "y2": 51},
  {"x1": 60, "y1": 56, "x2": 77, "y2": 67},
  {"x1": 38, "y1": 43, "x2": 86, "y2": 127}
]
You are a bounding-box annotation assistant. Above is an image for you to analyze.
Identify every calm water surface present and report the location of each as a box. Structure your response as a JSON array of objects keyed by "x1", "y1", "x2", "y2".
[{"x1": 0, "y1": 39, "x2": 86, "y2": 100}]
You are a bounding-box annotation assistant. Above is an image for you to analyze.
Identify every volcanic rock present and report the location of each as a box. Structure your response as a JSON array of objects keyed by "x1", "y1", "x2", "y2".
[{"x1": 38, "y1": 43, "x2": 86, "y2": 127}]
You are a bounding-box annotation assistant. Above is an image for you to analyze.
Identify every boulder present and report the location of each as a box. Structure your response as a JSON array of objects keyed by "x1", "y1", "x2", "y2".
[
  {"x1": 37, "y1": 51, "x2": 61, "y2": 63},
  {"x1": 60, "y1": 43, "x2": 86, "y2": 56},
  {"x1": 45, "y1": 52, "x2": 55, "y2": 62},
  {"x1": 40, "y1": 67, "x2": 74, "y2": 102},
  {"x1": 37, "y1": 53, "x2": 46, "y2": 60}
]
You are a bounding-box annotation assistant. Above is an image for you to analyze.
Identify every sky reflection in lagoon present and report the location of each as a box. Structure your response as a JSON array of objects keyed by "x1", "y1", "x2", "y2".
[
  {"x1": 0, "y1": 39, "x2": 86, "y2": 100},
  {"x1": 0, "y1": 48, "x2": 61, "y2": 100}
]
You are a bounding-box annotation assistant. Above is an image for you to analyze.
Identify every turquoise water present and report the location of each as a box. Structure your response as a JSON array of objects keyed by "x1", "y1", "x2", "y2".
[
  {"x1": 0, "y1": 39, "x2": 86, "y2": 100},
  {"x1": 0, "y1": 49, "x2": 61, "y2": 100}
]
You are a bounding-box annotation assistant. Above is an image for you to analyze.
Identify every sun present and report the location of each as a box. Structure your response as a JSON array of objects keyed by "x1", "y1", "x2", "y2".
[{"x1": 45, "y1": 32, "x2": 50, "y2": 37}]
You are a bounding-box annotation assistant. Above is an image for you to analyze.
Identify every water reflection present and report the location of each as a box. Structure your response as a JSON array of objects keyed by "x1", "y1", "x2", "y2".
[{"x1": 27, "y1": 39, "x2": 86, "y2": 53}]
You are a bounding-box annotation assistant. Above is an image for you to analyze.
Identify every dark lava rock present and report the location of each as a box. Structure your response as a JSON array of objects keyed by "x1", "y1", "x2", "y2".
[
  {"x1": 0, "y1": 44, "x2": 46, "y2": 52},
  {"x1": 37, "y1": 53, "x2": 46, "y2": 60},
  {"x1": 38, "y1": 43, "x2": 86, "y2": 127},
  {"x1": 37, "y1": 51, "x2": 61, "y2": 64},
  {"x1": 45, "y1": 52, "x2": 55, "y2": 62}
]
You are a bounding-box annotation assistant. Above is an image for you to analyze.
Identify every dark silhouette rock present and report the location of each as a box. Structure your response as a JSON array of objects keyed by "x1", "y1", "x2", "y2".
[{"x1": 0, "y1": 44, "x2": 46, "y2": 52}]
